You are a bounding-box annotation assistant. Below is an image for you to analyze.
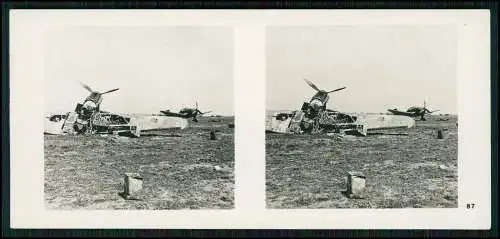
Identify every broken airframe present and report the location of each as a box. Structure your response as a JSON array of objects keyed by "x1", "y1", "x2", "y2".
[
  {"x1": 44, "y1": 83, "x2": 188, "y2": 137},
  {"x1": 266, "y1": 79, "x2": 416, "y2": 136}
]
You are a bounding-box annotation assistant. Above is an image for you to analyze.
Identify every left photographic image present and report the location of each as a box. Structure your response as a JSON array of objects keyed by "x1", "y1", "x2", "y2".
[{"x1": 43, "y1": 26, "x2": 235, "y2": 210}]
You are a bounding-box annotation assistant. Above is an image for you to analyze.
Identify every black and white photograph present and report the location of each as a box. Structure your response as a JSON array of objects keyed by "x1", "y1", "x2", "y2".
[
  {"x1": 9, "y1": 9, "x2": 491, "y2": 230},
  {"x1": 265, "y1": 25, "x2": 459, "y2": 209},
  {"x1": 42, "y1": 26, "x2": 235, "y2": 210}
]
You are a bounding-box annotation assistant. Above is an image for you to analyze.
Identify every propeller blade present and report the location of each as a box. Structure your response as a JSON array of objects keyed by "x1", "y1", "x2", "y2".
[
  {"x1": 304, "y1": 78, "x2": 321, "y2": 92},
  {"x1": 101, "y1": 88, "x2": 119, "y2": 94},
  {"x1": 201, "y1": 111, "x2": 212, "y2": 115},
  {"x1": 327, "y1": 86, "x2": 346, "y2": 93},
  {"x1": 80, "y1": 82, "x2": 94, "y2": 93}
]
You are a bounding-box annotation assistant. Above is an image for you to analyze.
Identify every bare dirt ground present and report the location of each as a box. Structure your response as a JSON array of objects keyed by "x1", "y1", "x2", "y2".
[
  {"x1": 266, "y1": 115, "x2": 458, "y2": 209},
  {"x1": 44, "y1": 116, "x2": 234, "y2": 210}
]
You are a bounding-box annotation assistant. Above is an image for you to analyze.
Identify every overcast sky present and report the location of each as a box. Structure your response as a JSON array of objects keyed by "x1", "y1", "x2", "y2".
[
  {"x1": 266, "y1": 25, "x2": 457, "y2": 114},
  {"x1": 44, "y1": 26, "x2": 233, "y2": 115}
]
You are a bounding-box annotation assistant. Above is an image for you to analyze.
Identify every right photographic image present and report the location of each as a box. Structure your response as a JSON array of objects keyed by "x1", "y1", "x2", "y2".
[{"x1": 265, "y1": 26, "x2": 458, "y2": 209}]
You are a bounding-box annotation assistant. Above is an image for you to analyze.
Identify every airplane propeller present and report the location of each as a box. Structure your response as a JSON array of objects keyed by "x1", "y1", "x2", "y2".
[
  {"x1": 193, "y1": 101, "x2": 211, "y2": 116},
  {"x1": 422, "y1": 100, "x2": 439, "y2": 115},
  {"x1": 101, "y1": 88, "x2": 120, "y2": 95},
  {"x1": 196, "y1": 101, "x2": 201, "y2": 113},
  {"x1": 327, "y1": 87, "x2": 347, "y2": 93},
  {"x1": 80, "y1": 82, "x2": 119, "y2": 95},
  {"x1": 304, "y1": 78, "x2": 321, "y2": 92},
  {"x1": 304, "y1": 78, "x2": 346, "y2": 94}
]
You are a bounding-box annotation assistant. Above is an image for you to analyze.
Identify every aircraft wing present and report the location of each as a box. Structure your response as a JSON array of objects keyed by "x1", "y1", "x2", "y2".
[
  {"x1": 44, "y1": 112, "x2": 78, "y2": 135},
  {"x1": 44, "y1": 117, "x2": 66, "y2": 135},
  {"x1": 266, "y1": 114, "x2": 293, "y2": 133},
  {"x1": 387, "y1": 109, "x2": 414, "y2": 117},
  {"x1": 160, "y1": 110, "x2": 190, "y2": 118},
  {"x1": 134, "y1": 115, "x2": 189, "y2": 131},
  {"x1": 354, "y1": 114, "x2": 415, "y2": 130}
]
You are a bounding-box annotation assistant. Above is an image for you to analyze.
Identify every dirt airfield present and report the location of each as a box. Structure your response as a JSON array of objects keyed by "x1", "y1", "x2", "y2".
[
  {"x1": 44, "y1": 116, "x2": 234, "y2": 210},
  {"x1": 45, "y1": 113, "x2": 457, "y2": 209},
  {"x1": 266, "y1": 115, "x2": 458, "y2": 209}
]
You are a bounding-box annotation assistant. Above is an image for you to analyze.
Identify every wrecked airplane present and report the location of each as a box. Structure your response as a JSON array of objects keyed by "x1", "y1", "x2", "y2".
[
  {"x1": 44, "y1": 83, "x2": 188, "y2": 138},
  {"x1": 267, "y1": 109, "x2": 415, "y2": 136},
  {"x1": 160, "y1": 101, "x2": 211, "y2": 122},
  {"x1": 45, "y1": 110, "x2": 141, "y2": 137},
  {"x1": 266, "y1": 79, "x2": 415, "y2": 136}
]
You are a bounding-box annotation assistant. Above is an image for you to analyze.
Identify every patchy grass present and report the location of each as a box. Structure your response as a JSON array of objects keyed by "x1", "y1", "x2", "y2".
[
  {"x1": 266, "y1": 115, "x2": 458, "y2": 209},
  {"x1": 44, "y1": 116, "x2": 234, "y2": 210}
]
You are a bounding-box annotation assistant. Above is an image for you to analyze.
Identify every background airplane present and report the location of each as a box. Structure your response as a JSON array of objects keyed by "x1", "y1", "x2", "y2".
[
  {"x1": 387, "y1": 101, "x2": 439, "y2": 121},
  {"x1": 160, "y1": 101, "x2": 211, "y2": 122}
]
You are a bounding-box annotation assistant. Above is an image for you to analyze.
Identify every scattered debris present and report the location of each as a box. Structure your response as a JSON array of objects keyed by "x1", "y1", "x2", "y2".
[{"x1": 121, "y1": 173, "x2": 144, "y2": 200}]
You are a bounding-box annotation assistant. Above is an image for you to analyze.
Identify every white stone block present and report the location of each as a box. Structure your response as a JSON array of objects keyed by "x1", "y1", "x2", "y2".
[
  {"x1": 124, "y1": 173, "x2": 143, "y2": 199},
  {"x1": 347, "y1": 171, "x2": 366, "y2": 198}
]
